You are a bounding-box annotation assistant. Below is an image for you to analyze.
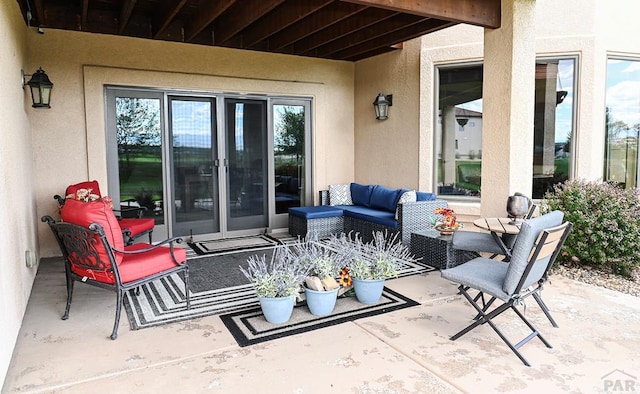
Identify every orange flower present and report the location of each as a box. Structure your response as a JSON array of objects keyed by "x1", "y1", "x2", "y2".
[{"x1": 339, "y1": 267, "x2": 353, "y2": 287}]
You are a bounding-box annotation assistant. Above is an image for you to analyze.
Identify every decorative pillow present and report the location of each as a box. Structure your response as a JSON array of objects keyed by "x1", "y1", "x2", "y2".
[
  {"x1": 395, "y1": 190, "x2": 417, "y2": 220},
  {"x1": 416, "y1": 191, "x2": 437, "y2": 201},
  {"x1": 369, "y1": 185, "x2": 402, "y2": 213},
  {"x1": 350, "y1": 183, "x2": 374, "y2": 207},
  {"x1": 329, "y1": 184, "x2": 353, "y2": 206}
]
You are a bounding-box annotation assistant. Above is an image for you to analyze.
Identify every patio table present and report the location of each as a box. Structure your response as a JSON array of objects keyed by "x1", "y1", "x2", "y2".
[{"x1": 472, "y1": 217, "x2": 522, "y2": 259}]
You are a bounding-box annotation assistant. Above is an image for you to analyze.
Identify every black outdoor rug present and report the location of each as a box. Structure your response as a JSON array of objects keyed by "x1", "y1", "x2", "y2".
[
  {"x1": 220, "y1": 287, "x2": 419, "y2": 347},
  {"x1": 188, "y1": 234, "x2": 279, "y2": 255},
  {"x1": 123, "y1": 243, "x2": 436, "y2": 331}
]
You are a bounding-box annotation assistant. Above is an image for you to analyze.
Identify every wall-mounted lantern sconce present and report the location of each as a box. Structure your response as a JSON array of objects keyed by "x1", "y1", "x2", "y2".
[
  {"x1": 373, "y1": 92, "x2": 392, "y2": 120},
  {"x1": 22, "y1": 67, "x2": 53, "y2": 108},
  {"x1": 456, "y1": 118, "x2": 469, "y2": 128}
]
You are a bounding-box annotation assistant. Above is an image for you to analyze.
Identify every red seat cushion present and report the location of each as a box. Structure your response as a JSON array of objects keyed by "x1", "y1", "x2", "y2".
[
  {"x1": 116, "y1": 244, "x2": 187, "y2": 284},
  {"x1": 60, "y1": 198, "x2": 125, "y2": 282},
  {"x1": 65, "y1": 180, "x2": 102, "y2": 197},
  {"x1": 118, "y1": 217, "x2": 155, "y2": 236}
]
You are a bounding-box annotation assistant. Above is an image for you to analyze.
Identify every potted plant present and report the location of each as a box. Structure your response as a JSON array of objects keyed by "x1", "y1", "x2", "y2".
[
  {"x1": 291, "y1": 236, "x2": 344, "y2": 316},
  {"x1": 240, "y1": 247, "x2": 309, "y2": 324},
  {"x1": 331, "y1": 231, "x2": 414, "y2": 304}
]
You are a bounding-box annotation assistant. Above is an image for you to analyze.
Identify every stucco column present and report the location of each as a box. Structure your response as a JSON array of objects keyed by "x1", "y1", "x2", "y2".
[{"x1": 481, "y1": 0, "x2": 536, "y2": 216}]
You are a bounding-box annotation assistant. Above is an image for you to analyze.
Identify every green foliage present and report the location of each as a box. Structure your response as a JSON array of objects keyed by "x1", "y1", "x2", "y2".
[
  {"x1": 290, "y1": 236, "x2": 343, "y2": 279},
  {"x1": 240, "y1": 248, "x2": 310, "y2": 298},
  {"x1": 542, "y1": 179, "x2": 640, "y2": 276},
  {"x1": 330, "y1": 231, "x2": 413, "y2": 280}
]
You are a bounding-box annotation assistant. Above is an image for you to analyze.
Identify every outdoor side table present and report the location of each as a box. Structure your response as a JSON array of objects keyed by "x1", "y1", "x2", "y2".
[{"x1": 410, "y1": 229, "x2": 479, "y2": 270}]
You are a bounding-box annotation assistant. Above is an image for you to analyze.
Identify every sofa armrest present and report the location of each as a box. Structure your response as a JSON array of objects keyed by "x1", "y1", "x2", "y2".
[
  {"x1": 319, "y1": 190, "x2": 330, "y2": 205},
  {"x1": 397, "y1": 199, "x2": 448, "y2": 244}
]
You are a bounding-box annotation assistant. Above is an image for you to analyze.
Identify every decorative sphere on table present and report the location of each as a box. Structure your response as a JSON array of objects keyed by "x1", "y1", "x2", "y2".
[{"x1": 506, "y1": 194, "x2": 529, "y2": 223}]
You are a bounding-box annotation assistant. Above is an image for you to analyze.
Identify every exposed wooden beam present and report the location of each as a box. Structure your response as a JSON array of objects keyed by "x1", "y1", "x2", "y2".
[
  {"x1": 81, "y1": 0, "x2": 89, "y2": 31},
  {"x1": 118, "y1": 0, "x2": 137, "y2": 34},
  {"x1": 184, "y1": 1, "x2": 236, "y2": 42},
  {"x1": 216, "y1": 0, "x2": 286, "y2": 45},
  {"x1": 336, "y1": 19, "x2": 455, "y2": 60},
  {"x1": 294, "y1": 7, "x2": 397, "y2": 54},
  {"x1": 312, "y1": 13, "x2": 425, "y2": 58},
  {"x1": 340, "y1": 0, "x2": 501, "y2": 28},
  {"x1": 268, "y1": 2, "x2": 365, "y2": 51},
  {"x1": 153, "y1": 0, "x2": 189, "y2": 39},
  {"x1": 33, "y1": 0, "x2": 46, "y2": 26},
  {"x1": 242, "y1": 0, "x2": 333, "y2": 48}
]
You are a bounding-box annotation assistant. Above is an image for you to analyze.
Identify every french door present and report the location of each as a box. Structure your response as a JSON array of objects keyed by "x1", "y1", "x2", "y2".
[{"x1": 105, "y1": 88, "x2": 311, "y2": 240}]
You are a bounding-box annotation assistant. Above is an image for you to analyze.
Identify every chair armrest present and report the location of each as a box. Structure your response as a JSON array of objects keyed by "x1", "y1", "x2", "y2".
[
  {"x1": 53, "y1": 194, "x2": 65, "y2": 205},
  {"x1": 397, "y1": 199, "x2": 448, "y2": 244},
  {"x1": 106, "y1": 234, "x2": 186, "y2": 264}
]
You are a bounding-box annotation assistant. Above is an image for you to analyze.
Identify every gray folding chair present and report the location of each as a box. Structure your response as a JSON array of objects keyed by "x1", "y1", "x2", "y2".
[{"x1": 441, "y1": 211, "x2": 571, "y2": 366}]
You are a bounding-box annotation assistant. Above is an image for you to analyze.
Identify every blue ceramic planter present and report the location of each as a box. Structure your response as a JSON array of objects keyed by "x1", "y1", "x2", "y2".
[
  {"x1": 352, "y1": 278, "x2": 385, "y2": 304},
  {"x1": 304, "y1": 287, "x2": 339, "y2": 316},
  {"x1": 259, "y1": 295, "x2": 295, "y2": 324}
]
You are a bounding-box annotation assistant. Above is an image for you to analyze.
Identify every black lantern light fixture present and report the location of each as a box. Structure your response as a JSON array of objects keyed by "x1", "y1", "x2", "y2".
[
  {"x1": 373, "y1": 92, "x2": 393, "y2": 120},
  {"x1": 22, "y1": 67, "x2": 53, "y2": 108}
]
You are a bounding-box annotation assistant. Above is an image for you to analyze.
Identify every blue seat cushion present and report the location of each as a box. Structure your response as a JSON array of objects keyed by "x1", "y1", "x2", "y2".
[
  {"x1": 350, "y1": 183, "x2": 374, "y2": 207},
  {"x1": 416, "y1": 191, "x2": 437, "y2": 201},
  {"x1": 289, "y1": 206, "x2": 344, "y2": 219},
  {"x1": 369, "y1": 185, "x2": 402, "y2": 213},
  {"x1": 341, "y1": 206, "x2": 397, "y2": 229}
]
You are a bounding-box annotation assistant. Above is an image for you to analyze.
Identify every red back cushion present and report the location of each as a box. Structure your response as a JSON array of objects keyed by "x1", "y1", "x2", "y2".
[
  {"x1": 65, "y1": 180, "x2": 102, "y2": 198},
  {"x1": 61, "y1": 199, "x2": 125, "y2": 272}
]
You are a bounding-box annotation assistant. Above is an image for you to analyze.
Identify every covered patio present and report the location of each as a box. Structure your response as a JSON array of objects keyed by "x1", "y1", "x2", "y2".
[
  {"x1": 4, "y1": 257, "x2": 639, "y2": 392},
  {"x1": 4, "y1": 0, "x2": 637, "y2": 390}
]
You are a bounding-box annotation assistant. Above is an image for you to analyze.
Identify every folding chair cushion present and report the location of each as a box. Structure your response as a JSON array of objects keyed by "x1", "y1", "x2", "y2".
[
  {"x1": 441, "y1": 257, "x2": 511, "y2": 301},
  {"x1": 60, "y1": 198, "x2": 126, "y2": 279},
  {"x1": 452, "y1": 231, "x2": 505, "y2": 255},
  {"x1": 503, "y1": 210, "x2": 564, "y2": 294},
  {"x1": 115, "y1": 243, "x2": 187, "y2": 284},
  {"x1": 119, "y1": 217, "x2": 154, "y2": 235}
]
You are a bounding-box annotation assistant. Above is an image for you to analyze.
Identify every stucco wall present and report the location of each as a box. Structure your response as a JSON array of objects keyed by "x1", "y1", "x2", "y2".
[
  {"x1": 0, "y1": 0, "x2": 37, "y2": 388},
  {"x1": 354, "y1": 38, "x2": 423, "y2": 189},
  {"x1": 27, "y1": 30, "x2": 355, "y2": 257}
]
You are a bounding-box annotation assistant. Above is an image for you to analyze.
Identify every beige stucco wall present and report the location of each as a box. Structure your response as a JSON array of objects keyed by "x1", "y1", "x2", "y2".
[
  {"x1": 354, "y1": 38, "x2": 423, "y2": 189},
  {"x1": 27, "y1": 30, "x2": 355, "y2": 258},
  {"x1": 0, "y1": 0, "x2": 38, "y2": 387}
]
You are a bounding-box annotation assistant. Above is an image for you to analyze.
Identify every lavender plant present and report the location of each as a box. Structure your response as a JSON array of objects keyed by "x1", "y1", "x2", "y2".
[{"x1": 240, "y1": 247, "x2": 310, "y2": 298}]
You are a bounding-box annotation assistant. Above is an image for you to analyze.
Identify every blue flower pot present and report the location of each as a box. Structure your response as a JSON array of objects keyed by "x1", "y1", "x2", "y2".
[
  {"x1": 304, "y1": 287, "x2": 339, "y2": 316},
  {"x1": 352, "y1": 278, "x2": 385, "y2": 304},
  {"x1": 259, "y1": 295, "x2": 295, "y2": 324}
]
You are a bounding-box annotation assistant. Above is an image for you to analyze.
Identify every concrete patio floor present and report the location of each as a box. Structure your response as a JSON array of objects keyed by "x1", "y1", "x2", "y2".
[{"x1": 3, "y1": 258, "x2": 640, "y2": 393}]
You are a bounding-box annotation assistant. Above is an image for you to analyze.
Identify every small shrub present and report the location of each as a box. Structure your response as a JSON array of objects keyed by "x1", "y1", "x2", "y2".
[{"x1": 542, "y1": 179, "x2": 640, "y2": 276}]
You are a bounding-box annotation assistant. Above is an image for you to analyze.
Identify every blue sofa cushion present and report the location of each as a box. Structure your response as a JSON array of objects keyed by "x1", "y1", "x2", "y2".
[
  {"x1": 289, "y1": 206, "x2": 344, "y2": 219},
  {"x1": 416, "y1": 191, "x2": 437, "y2": 201},
  {"x1": 369, "y1": 185, "x2": 402, "y2": 213},
  {"x1": 350, "y1": 183, "x2": 374, "y2": 207},
  {"x1": 341, "y1": 206, "x2": 398, "y2": 229}
]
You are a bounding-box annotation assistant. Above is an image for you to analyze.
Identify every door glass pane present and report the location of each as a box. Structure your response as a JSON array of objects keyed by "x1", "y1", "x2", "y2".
[
  {"x1": 273, "y1": 105, "x2": 305, "y2": 213},
  {"x1": 605, "y1": 58, "x2": 640, "y2": 188},
  {"x1": 436, "y1": 65, "x2": 484, "y2": 197},
  {"x1": 115, "y1": 97, "x2": 163, "y2": 224},
  {"x1": 171, "y1": 98, "x2": 218, "y2": 235},
  {"x1": 532, "y1": 58, "x2": 575, "y2": 198},
  {"x1": 226, "y1": 99, "x2": 268, "y2": 231}
]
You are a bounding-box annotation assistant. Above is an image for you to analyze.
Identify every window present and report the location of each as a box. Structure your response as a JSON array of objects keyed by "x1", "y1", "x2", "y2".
[
  {"x1": 604, "y1": 58, "x2": 640, "y2": 188},
  {"x1": 435, "y1": 57, "x2": 576, "y2": 199}
]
